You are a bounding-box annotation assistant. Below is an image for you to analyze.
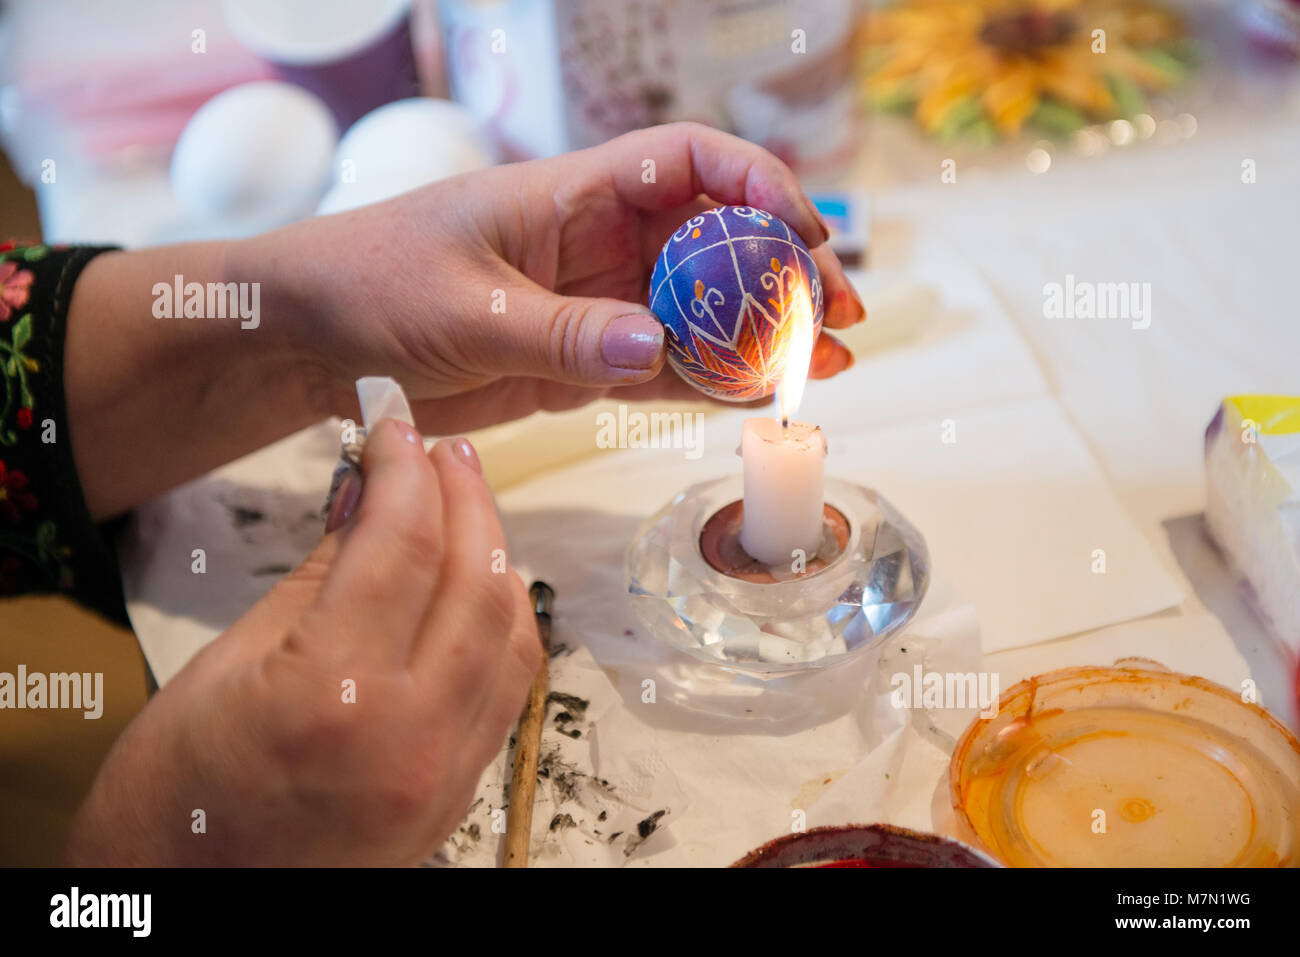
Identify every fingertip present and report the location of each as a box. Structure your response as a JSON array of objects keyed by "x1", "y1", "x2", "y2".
[
  {"x1": 811, "y1": 245, "x2": 866, "y2": 330},
  {"x1": 364, "y1": 418, "x2": 423, "y2": 463},
  {"x1": 432, "y1": 436, "x2": 483, "y2": 475},
  {"x1": 663, "y1": 123, "x2": 825, "y2": 245},
  {"x1": 847, "y1": 281, "x2": 867, "y2": 325},
  {"x1": 354, "y1": 418, "x2": 434, "y2": 516},
  {"x1": 601, "y1": 312, "x2": 666, "y2": 377},
  {"x1": 810, "y1": 331, "x2": 853, "y2": 379},
  {"x1": 824, "y1": 287, "x2": 868, "y2": 330},
  {"x1": 429, "y1": 436, "x2": 497, "y2": 517},
  {"x1": 802, "y1": 196, "x2": 832, "y2": 246}
]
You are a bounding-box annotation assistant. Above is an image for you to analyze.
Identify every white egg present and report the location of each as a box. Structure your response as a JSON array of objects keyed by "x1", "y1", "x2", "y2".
[
  {"x1": 322, "y1": 98, "x2": 494, "y2": 213},
  {"x1": 171, "y1": 81, "x2": 337, "y2": 231}
]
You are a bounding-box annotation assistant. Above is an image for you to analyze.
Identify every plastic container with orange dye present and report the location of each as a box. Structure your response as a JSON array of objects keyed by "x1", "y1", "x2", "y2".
[{"x1": 950, "y1": 663, "x2": 1300, "y2": 867}]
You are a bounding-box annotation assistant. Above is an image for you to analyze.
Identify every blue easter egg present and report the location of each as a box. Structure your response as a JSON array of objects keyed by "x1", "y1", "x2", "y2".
[{"x1": 648, "y1": 205, "x2": 823, "y2": 401}]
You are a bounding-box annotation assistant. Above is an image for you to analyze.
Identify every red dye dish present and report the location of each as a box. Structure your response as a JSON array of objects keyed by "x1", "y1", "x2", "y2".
[
  {"x1": 732, "y1": 823, "x2": 998, "y2": 868},
  {"x1": 816, "y1": 858, "x2": 919, "y2": 868}
]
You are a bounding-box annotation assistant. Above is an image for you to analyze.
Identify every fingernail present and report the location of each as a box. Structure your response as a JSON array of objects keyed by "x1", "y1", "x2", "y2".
[
  {"x1": 450, "y1": 436, "x2": 481, "y2": 474},
  {"x1": 601, "y1": 313, "x2": 663, "y2": 370},
  {"x1": 811, "y1": 334, "x2": 853, "y2": 378},
  {"x1": 392, "y1": 420, "x2": 421, "y2": 445},
  {"x1": 806, "y1": 198, "x2": 831, "y2": 244},
  {"x1": 325, "y1": 471, "x2": 362, "y2": 532},
  {"x1": 832, "y1": 288, "x2": 853, "y2": 325},
  {"x1": 845, "y1": 285, "x2": 867, "y2": 324}
]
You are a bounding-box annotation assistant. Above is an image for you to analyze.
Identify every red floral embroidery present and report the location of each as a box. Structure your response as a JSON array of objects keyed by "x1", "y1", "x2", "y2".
[
  {"x1": 0, "y1": 261, "x2": 34, "y2": 321},
  {"x1": 0, "y1": 459, "x2": 38, "y2": 524}
]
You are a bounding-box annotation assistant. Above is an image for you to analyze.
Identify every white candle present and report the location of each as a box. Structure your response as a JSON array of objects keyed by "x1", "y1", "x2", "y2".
[
  {"x1": 739, "y1": 283, "x2": 825, "y2": 566},
  {"x1": 739, "y1": 418, "x2": 826, "y2": 565}
]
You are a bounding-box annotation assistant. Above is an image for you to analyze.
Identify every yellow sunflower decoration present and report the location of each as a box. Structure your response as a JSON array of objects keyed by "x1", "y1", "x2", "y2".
[{"x1": 860, "y1": 0, "x2": 1198, "y2": 143}]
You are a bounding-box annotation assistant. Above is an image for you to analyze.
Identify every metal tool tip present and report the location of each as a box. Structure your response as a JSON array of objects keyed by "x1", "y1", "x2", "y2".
[{"x1": 529, "y1": 580, "x2": 554, "y2": 616}]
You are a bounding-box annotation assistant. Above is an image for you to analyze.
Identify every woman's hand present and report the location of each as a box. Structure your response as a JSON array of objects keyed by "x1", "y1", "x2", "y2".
[
  {"x1": 243, "y1": 122, "x2": 864, "y2": 434},
  {"x1": 65, "y1": 123, "x2": 861, "y2": 519},
  {"x1": 66, "y1": 424, "x2": 538, "y2": 865}
]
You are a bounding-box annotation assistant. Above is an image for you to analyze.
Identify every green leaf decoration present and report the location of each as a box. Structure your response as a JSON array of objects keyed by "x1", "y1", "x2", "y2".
[
  {"x1": 1138, "y1": 48, "x2": 1188, "y2": 85},
  {"x1": 11, "y1": 313, "x2": 31, "y2": 351},
  {"x1": 965, "y1": 117, "x2": 997, "y2": 149},
  {"x1": 1031, "y1": 98, "x2": 1087, "y2": 137},
  {"x1": 35, "y1": 520, "x2": 57, "y2": 555},
  {"x1": 870, "y1": 80, "x2": 917, "y2": 114},
  {"x1": 935, "y1": 95, "x2": 983, "y2": 143},
  {"x1": 1106, "y1": 73, "x2": 1147, "y2": 119},
  {"x1": 1163, "y1": 38, "x2": 1204, "y2": 68}
]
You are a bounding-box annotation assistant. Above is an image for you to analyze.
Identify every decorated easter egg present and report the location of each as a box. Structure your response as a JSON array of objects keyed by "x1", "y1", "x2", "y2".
[{"x1": 648, "y1": 205, "x2": 823, "y2": 401}]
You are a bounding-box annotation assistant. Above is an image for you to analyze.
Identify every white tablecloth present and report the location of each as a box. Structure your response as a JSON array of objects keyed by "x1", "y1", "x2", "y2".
[{"x1": 874, "y1": 111, "x2": 1299, "y2": 725}]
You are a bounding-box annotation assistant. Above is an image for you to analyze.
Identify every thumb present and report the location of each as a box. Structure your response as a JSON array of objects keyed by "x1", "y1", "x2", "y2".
[{"x1": 481, "y1": 280, "x2": 666, "y2": 386}]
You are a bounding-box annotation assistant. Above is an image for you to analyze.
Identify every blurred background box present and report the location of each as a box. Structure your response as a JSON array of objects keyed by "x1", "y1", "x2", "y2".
[
  {"x1": 441, "y1": 0, "x2": 861, "y2": 181},
  {"x1": 222, "y1": 0, "x2": 419, "y2": 130}
]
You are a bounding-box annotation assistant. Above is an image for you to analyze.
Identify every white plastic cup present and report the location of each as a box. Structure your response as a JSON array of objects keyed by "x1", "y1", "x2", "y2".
[{"x1": 223, "y1": 0, "x2": 419, "y2": 130}]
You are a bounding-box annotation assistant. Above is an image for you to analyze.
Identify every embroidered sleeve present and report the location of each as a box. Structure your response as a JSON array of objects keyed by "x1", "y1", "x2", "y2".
[{"x1": 0, "y1": 242, "x2": 128, "y2": 624}]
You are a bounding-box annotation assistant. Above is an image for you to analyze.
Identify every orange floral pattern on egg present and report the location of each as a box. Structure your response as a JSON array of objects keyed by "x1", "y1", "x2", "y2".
[{"x1": 648, "y1": 205, "x2": 824, "y2": 402}]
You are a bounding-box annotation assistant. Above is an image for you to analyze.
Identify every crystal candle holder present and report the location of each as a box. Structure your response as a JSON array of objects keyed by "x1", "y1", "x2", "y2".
[{"x1": 624, "y1": 476, "x2": 930, "y2": 678}]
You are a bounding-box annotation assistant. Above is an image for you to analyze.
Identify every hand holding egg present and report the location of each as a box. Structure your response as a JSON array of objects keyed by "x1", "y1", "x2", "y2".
[{"x1": 228, "y1": 122, "x2": 862, "y2": 435}]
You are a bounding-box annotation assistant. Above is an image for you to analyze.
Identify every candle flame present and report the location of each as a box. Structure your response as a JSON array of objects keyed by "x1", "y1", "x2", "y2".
[{"x1": 777, "y1": 284, "x2": 815, "y2": 424}]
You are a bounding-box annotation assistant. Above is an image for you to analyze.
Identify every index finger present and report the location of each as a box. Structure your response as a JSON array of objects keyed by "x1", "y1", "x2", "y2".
[
  {"x1": 302, "y1": 419, "x2": 443, "y2": 665},
  {"x1": 594, "y1": 122, "x2": 830, "y2": 249}
]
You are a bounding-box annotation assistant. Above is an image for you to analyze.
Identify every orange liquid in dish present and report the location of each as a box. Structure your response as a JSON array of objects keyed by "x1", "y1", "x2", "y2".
[{"x1": 951, "y1": 668, "x2": 1300, "y2": 868}]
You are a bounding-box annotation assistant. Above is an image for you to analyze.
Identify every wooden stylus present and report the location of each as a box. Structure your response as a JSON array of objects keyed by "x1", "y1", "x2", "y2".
[{"x1": 503, "y1": 581, "x2": 553, "y2": 867}]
